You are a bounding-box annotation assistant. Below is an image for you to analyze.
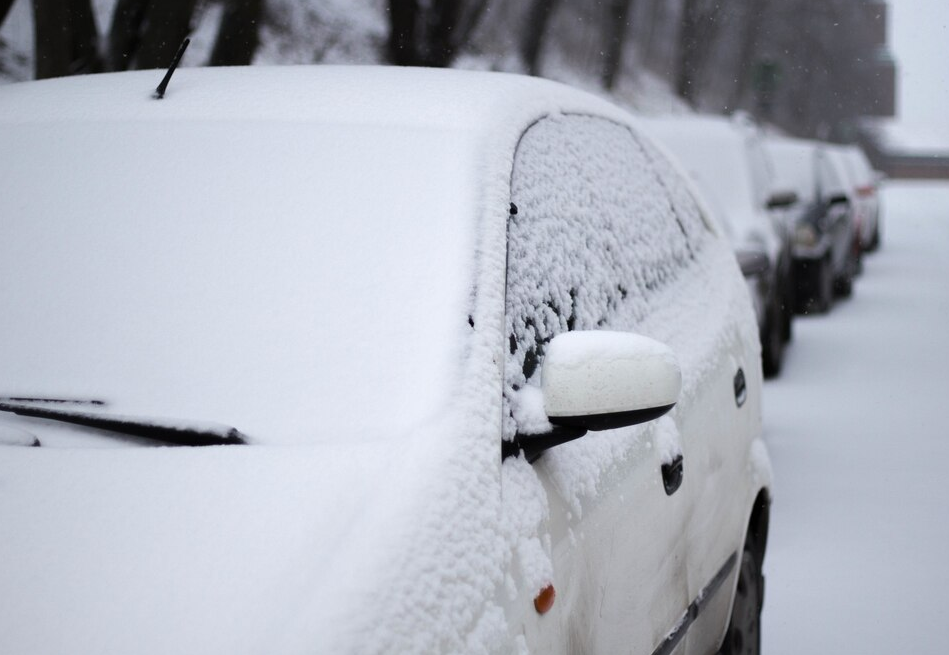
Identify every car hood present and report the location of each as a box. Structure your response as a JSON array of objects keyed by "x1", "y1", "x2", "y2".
[{"x1": 0, "y1": 437, "x2": 435, "y2": 654}]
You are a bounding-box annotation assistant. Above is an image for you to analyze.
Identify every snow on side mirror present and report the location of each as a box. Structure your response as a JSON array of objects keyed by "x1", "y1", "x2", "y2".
[{"x1": 542, "y1": 331, "x2": 681, "y2": 432}]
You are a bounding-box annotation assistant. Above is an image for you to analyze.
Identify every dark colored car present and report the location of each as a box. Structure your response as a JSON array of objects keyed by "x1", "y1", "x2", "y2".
[{"x1": 766, "y1": 136, "x2": 858, "y2": 312}]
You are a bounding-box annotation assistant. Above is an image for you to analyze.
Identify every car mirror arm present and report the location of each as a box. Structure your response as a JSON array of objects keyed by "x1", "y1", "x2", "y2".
[{"x1": 502, "y1": 425, "x2": 587, "y2": 463}]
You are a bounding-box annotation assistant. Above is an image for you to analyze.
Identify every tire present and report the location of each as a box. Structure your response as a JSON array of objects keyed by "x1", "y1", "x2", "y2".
[
  {"x1": 761, "y1": 301, "x2": 783, "y2": 378},
  {"x1": 834, "y1": 254, "x2": 855, "y2": 298},
  {"x1": 812, "y1": 257, "x2": 833, "y2": 314},
  {"x1": 867, "y1": 223, "x2": 881, "y2": 252},
  {"x1": 834, "y1": 246, "x2": 858, "y2": 298},
  {"x1": 717, "y1": 547, "x2": 763, "y2": 655}
]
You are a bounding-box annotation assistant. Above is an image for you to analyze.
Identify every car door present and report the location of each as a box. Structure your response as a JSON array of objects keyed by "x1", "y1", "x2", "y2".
[
  {"x1": 635, "y1": 134, "x2": 765, "y2": 653},
  {"x1": 500, "y1": 114, "x2": 700, "y2": 654}
]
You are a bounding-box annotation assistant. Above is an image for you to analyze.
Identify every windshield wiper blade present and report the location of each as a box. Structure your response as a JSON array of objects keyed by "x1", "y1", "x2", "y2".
[
  {"x1": 0, "y1": 401, "x2": 247, "y2": 447},
  {"x1": 0, "y1": 396, "x2": 105, "y2": 406}
]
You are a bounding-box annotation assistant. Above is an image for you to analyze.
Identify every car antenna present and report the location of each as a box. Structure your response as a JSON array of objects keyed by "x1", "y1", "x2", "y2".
[{"x1": 153, "y1": 37, "x2": 190, "y2": 100}]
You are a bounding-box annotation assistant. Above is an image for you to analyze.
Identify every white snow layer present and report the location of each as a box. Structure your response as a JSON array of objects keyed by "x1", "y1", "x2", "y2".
[
  {"x1": 0, "y1": 67, "x2": 760, "y2": 654},
  {"x1": 763, "y1": 181, "x2": 949, "y2": 655}
]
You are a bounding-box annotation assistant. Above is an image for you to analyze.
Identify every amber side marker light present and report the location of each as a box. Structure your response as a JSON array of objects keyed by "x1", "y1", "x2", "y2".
[{"x1": 534, "y1": 585, "x2": 556, "y2": 614}]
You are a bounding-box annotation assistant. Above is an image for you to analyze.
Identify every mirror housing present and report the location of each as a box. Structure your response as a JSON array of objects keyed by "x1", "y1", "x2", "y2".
[
  {"x1": 736, "y1": 249, "x2": 770, "y2": 277},
  {"x1": 766, "y1": 190, "x2": 798, "y2": 209},
  {"x1": 542, "y1": 331, "x2": 681, "y2": 431}
]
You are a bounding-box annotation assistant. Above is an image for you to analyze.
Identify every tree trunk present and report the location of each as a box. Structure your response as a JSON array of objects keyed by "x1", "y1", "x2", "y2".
[
  {"x1": 601, "y1": 0, "x2": 634, "y2": 90},
  {"x1": 134, "y1": 0, "x2": 197, "y2": 70},
  {"x1": 519, "y1": 0, "x2": 561, "y2": 76},
  {"x1": 727, "y1": 0, "x2": 768, "y2": 111},
  {"x1": 426, "y1": 0, "x2": 461, "y2": 67},
  {"x1": 209, "y1": 0, "x2": 263, "y2": 66},
  {"x1": 675, "y1": 0, "x2": 720, "y2": 106},
  {"x1": 387, "y1": 0, "x2": 419, "y2": 65},
  {"x1": 32, "y1": 0, "x2": 101, "y2": 79},
  {"x1": 0, "y1": 0, "x2": 15, "y2": 29},
  {"x1": 107, "y1": 0, "x2": 147, "y2": 71}
]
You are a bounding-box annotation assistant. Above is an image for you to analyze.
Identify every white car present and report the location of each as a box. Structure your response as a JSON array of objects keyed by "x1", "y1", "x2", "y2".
[
  {"x1": 839, "y1": 144, "x2": 883, "y2": 252},
  {"x1": 0, "y1": 66, "x2": 772, "y2": 655}
]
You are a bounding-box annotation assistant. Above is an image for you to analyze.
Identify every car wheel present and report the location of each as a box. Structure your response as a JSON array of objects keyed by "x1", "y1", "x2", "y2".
[
  {"x1": 761, "y1": 302, "x2": 783, "y2": 378},
  {"x1": 834, "y1": 258, "x2": 854, "y2": 297},
  {"x1": 780, "y1": 291, "x2": 792, "y2": 343},
  {"x1": 812, "y1": 257, "x2": 834, "y2": 314},
  {"x1": 717, "y1": 547, "x2": 763, "y2": 655},
  {"x1": 868, "y1": 224, "x2": 881, "y2": 252}
]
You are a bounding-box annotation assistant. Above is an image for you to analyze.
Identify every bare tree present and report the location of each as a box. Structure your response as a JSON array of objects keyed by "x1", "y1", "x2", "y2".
[
  {"x1": 675, "y1": 0, "x2": 723, "y2": 106},
  {"x1": 0, "y1": 0, "x2": 15, "y2": 29},
  {"x1": 388, "y1": 0, "x2": 420, "y2": 65},
  {"x1": 210, "y1": 0, "x2": 263, "y2": 66},
  {"x1": 726, "y1": 0, "x2": 768, "y2": 111},
  {"x1": 601, "y1": 0, "x2": 634, "y2": 90},
  {"x1": 31, "y1": 0, "x2": 102, "y2": 79},
  {"x1": 386, "y1": 0, "x2": 489, "y2": 67},
  {"x1": 519, "y1": 0, "x2": 561, "y2": 76},
  {"x1": 109, "y1": 0, "x2": 197, "y2": 70}
]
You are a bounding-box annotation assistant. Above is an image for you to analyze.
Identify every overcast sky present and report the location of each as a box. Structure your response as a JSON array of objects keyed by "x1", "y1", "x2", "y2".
[{"x1": 886, "y1": 0, "x2": 949, "y2": 148}]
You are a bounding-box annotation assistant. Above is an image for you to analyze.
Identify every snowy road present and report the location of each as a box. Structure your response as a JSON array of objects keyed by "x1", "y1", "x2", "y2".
[{"x1": 762, "y1": 181, "x2": 949, "y2": 653}]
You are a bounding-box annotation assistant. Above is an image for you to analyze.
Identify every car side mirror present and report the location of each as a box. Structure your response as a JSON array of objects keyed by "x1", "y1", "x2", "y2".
[
  {"x1": 766, "y1": 190, "x2": 798, "y2": 209},
  {"x1": 504, "y1": 331, "x2": 681, "y2": 462},
  {"x1": 826, "y1": 193, "x2": 850, "y2": 206},
  {"x1": 736, "y1": 249, "x2": 770, "y2": 277}
]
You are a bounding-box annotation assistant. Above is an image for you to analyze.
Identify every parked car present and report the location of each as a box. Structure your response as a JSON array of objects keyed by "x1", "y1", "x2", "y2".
[
  {"x1": 840, "y1": 144, "x2": 883, "y2": 252},
  {"x1": 0, "y1": 66, "x2": 772, "y2": 655},
  {"x1": 824, "y1": 144, "x2": 868, "y2": 289},
  {"x1": 639, "y1": 114, "x2": 796, "y2": 377},
  {"x1": 765, "y1": 136, "x2": 857, "y2": 312}
]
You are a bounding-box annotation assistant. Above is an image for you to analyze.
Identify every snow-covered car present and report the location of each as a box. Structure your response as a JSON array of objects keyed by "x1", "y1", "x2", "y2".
[
  {"x1": 638, "y1": 114, "x2": 796, "y2": 377},
  {"x1": 0, "y1": 66, "x2": 772, "y2": 655},
  {"x1": 840, "y1": 144, "x2": 883, "y2": 252},
  {"x1": 765, "y1": 136, "x2": 857, "y2": 312}
]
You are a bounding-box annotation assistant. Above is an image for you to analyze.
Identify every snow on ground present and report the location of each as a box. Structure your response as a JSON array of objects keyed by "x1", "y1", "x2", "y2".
[{"x1": 762, "y1": 180, "x2": 949, "y2": 653}]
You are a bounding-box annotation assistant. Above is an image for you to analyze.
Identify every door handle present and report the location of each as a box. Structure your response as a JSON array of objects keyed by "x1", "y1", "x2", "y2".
[
  {"x1": 734, "y1": 368, "x2": 747, "y2": 407},
  {"x1": 661, "y1": 454, "x2": 684, "y2": 496}
]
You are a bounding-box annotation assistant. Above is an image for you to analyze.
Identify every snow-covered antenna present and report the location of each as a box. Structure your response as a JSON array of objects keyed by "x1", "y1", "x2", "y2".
[{"x1": 153, "y1": 38, "x2": 191, "y2": 100}]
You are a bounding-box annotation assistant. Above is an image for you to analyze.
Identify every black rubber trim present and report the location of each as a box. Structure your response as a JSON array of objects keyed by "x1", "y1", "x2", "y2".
[
  {"x1": 0, "y1": 402, "x2": 247, "y2": 447},
  {"x1": 549, "y1": 403, "x2": 675, "y2": 432},
  {"x1": 734, "y1": 368, "x2": 747, "y2": 408},
  {"x1": 651, "y1": 551, "x2": 739, "y2": 655},
  {"x1": 661, "y1": 453, "x2": 684, "y2": 496},
  {"x1": 502, "y1": 425, "x2": 587, "y2": 463}
]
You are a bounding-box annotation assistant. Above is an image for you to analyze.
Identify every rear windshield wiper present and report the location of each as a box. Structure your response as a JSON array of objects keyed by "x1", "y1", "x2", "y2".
[{"x1": 0, "y1": 398, "x2": 247, "y2": 447}]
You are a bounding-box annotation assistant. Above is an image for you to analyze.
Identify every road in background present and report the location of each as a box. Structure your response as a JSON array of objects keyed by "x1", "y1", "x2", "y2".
[{"x1": 762, "y1": 181, "x2": 949, "y2": 653}]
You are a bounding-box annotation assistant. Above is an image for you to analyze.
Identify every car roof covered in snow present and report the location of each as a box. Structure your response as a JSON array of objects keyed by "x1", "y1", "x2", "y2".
[{"x1": 0, "y1": 64, "x2": 630, "y2": 132}]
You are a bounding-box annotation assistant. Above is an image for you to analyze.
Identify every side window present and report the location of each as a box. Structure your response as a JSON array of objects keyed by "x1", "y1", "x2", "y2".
[
  {"x1": 816, "y1": 150, "x2": 842, "y2": 198},
  {"x1": 503, "y1": 114, "x2": 705, "y2": 437}
]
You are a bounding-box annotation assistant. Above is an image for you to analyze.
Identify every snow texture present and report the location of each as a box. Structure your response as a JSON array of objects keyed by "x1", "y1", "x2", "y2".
[{"x1": 502, "y1": 111, "x2": 759, "y2": 524}]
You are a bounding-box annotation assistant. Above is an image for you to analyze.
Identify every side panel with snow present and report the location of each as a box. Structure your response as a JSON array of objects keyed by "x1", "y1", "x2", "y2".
[{"x1": 502, "y1": 114, "x2": 709, "y2": 654}]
